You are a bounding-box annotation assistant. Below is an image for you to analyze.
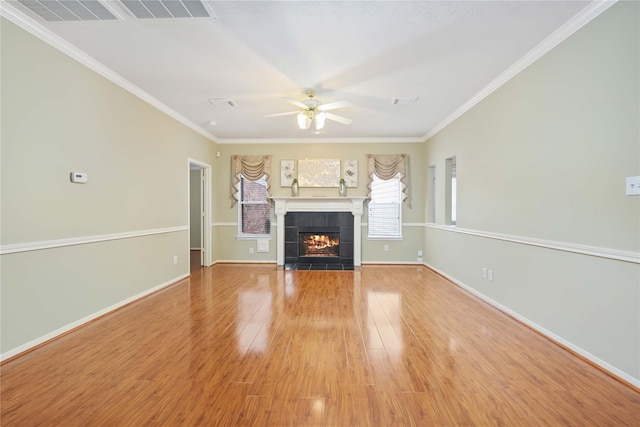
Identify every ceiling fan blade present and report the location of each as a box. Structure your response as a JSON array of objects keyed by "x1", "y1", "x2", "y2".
[
  {"x1": 319, "y1": 100, "x2": 351, "y2": 112},
  {"x1": 325, "y1": 112, "x2": 352, "y2": 125},
  {"x1": 284, "y1": 98, "x2": 309, "y2": 109},
  {"x1": 265, "y1": 111, "x2": 299, "y2": 118}
]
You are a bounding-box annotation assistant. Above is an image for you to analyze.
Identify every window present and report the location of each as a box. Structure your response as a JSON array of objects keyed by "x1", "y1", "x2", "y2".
[
  {"x1": 445, "y1": 156, "x2": 456, "y2": 225},
  {"x1": 368, "y1": 173, "x2": 402, "y2": 239},
  {"x1": 238, "y1": 174, "x2": 271, "y2": 237},
  {"x1": 427, "y1": 165, "x2": 436, "y2": 223}
]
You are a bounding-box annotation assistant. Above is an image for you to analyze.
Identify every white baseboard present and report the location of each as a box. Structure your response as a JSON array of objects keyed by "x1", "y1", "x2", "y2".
[
  {"x1": 212, "y1": 260, "x2": 276, "y2": 265},
  {"x1": 422, "y1": 262, "x2": 640, "y2": 389},
  {"x1": 362, "y1": 261, "x2": 424, "y2": 265},
  {"x1": 1, "y1": 273, "x2": 189, "y2": 362}
]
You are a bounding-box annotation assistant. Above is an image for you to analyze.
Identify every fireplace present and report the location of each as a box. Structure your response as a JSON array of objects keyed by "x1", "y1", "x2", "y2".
[
  {"x1": 284, "y1": 212, "x2": 353, "y2": 265},
  {"x1": 271, "y1": 197, "x2": 366, "y2": 267},
  {"x1": 299, "y1": 231, "x2": 340, "y2": 257}
]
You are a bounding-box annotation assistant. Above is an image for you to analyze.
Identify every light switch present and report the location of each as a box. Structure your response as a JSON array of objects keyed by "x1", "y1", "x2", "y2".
[{"x1": 626, "y1": 176, "x2": 640, "y2": 196}]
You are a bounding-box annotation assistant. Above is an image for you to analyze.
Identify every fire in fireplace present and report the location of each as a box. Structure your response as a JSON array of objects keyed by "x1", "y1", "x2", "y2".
[{"x1": 300, "y1": 232, "x2": 340, "y2": 257}]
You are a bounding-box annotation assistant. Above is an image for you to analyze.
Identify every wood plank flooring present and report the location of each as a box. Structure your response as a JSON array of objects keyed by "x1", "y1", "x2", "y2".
[{"x1": 1, "y1": 264, "x2": 639, "y2": 426}]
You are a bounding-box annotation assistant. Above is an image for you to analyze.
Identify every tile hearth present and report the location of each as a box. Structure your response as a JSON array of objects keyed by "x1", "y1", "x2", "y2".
[{"x1": 282, "y1": 263, "x2": 356, "y2": 271}]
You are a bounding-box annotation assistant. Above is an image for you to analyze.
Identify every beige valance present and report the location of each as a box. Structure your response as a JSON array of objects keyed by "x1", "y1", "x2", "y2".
[
  {"x1": 231, "y1": 155, "x2": 272, "y2": 207},
  {"x1": 367, "y1": 154, "x2": 410, "y2": 207}
]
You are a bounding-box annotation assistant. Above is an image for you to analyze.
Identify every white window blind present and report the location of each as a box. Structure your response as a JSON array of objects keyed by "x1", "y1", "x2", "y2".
[{"x1": 368, "y1": 174, "x2": 402, "y2": 239}]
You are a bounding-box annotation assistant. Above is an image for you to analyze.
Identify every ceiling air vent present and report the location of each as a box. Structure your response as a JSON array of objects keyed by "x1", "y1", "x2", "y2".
[
  {"x1": 120, "y1": 0, "x2": 215, "y2": 19},
  {"x1": 16, "y1": 0, "x2": 119, "y2": 22},
  {"x1": 208, "y1": 98, "x2": 237, "y2": 108},
  {"x1": 391, "y1": 96, "x2": 420, "y2": 105}
]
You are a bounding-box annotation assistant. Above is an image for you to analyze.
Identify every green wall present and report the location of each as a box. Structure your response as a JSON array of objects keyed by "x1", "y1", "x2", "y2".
[
  {"x1": 1, "y1": 19, "x2": 217, "y2": 354},
  {"x1": 424, "y1": 2, "x2": 639, "y2": 381},
  {"x1": 212, "y1": 142, "x2": 426, "y2": 263}
]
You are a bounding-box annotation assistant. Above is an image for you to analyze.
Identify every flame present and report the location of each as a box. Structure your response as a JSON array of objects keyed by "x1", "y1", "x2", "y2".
[{"x1": 302, "y1": 234, "x2": 339, "y2": 254}]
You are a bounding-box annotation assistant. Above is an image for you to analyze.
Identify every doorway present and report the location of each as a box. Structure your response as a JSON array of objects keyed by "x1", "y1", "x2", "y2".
[{"x1": 189, "y1": 159, "x2": 212, "y2": 268}]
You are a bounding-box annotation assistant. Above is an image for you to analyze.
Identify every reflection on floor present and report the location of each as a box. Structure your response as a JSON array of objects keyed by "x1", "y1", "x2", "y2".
[
  {"x1": 284, "y1": 263, "x2": 355, "y2": 270},
  {"x1": 1, "y1": 265, "x2": 639, "y2": 426},
  {"x1": 190, "y1": 250, "x2": 202, "y2": 272}
]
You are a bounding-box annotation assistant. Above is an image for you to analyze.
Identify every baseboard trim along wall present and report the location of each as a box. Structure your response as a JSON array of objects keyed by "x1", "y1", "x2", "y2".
[
  {"x1": 423, "y1": 262, "x2": 640, "y2": 390},
  {"x1": 212, "y1": 260, "x2": 276, "y2": 265},
  {"x1": 425, "y1": 223, "x2": 639, "y2": 264},
  {"x1": 0, "y1": 226, "x2": 189, "y2": 255},
  {"x1": 0, "y1": 273, "x2": 190, "y2": 363}
]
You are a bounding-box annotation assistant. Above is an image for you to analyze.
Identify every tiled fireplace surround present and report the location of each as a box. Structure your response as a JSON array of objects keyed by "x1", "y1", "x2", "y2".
[
  {"x1": 285, "y1": 211, "x2": 353, "y2": 265},
  {"x1": 271, "y1": 197, "x2": 367, "y2": 268}
]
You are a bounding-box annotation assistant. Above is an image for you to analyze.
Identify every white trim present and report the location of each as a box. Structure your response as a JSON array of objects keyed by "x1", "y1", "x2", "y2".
[
  {"x1": 425, "y1": 223, "x2": 640, "y2": 264},
  {"x1": 403, "y1": 223, "x2": 425, "y2": 227},
  {"x1": 0, "y1": 3, "x2": 216, "y2": 143},
  {"x1": 212, "y1": 260, "x2": 276, "y2": 265},
  {"x1": 270, "y1": 197, "x2": 367, "y2": 266},
  {"x1": 362, "y1": 261, "x2": 423, "y2": 265},
  {"x1": 423, "y1": 0, "x2": 618, "y2": 141},
  {"x1": 236, "y1": 234, "x2": 272, "y2": 240},
  {"x1": 188, "y1": 158, "x2": 213, "y2": 267},
  {"x1": 0, "y1": 226, "x2": 188, "y2": 255},
  {"x1": 423, "y1": 262, "x2": 640, "y2": 389},
  {"x1": 0, "y1": 273, "x2": 189, "y2": 362},
  {"x1": 212, "y1": 222, "x2": 238, "y2": 227},
  {"x1": 216, "y1": 137, "x2": 425, "y2": 145}
]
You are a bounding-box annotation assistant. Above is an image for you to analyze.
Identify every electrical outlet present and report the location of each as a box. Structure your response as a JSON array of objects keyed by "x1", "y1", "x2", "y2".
[
  {"x1": 384, "y1": 244, "x2": 389, "y2": 252},
  {"x1": 249, "y1": 247, "x2": 254, "y2": 254},
  {"x1": 417, "y1": 257, "x2": 423, "y2": 263},
  {"x1": 418, "y1": 249, "x2": 423, "y2": 257},
  {"x1": 488, "y1": 270, "x2": 494, "y2": 281},
  {"x1": 482, "y1": 267, "x2": 487, "y2": 279},
  {"x1": 173, "y1": 255, "x2": 178, "y2": 265}
]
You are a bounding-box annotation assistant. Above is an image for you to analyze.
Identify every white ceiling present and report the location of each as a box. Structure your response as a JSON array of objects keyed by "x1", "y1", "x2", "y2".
[{"x1": 4, "y1": 0, "x2": 598, "y2": 144}]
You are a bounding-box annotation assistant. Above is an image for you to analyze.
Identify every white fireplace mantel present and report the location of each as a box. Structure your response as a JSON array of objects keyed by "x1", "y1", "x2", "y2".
[{"x1": 270, "y1": 197, "x2": 367, "y2": 266}]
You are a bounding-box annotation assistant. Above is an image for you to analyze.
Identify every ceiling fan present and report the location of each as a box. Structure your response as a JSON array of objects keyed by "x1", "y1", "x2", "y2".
[{"x1": 265, "y1": 90, "x2": 352, "y2": 131}]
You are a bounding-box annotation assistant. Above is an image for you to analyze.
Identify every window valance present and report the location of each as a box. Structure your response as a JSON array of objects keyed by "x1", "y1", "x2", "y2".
[
  {"x1": 231, "y1": 155, "x2": 272, "y2": 207},
  {"x1": 367, "y1": 154, "x2": 410, "y2": 207}
]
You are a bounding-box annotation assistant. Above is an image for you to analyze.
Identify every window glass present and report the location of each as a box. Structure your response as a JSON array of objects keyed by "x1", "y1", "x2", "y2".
[{"x1": 239, "y1": 175, "x2": 271, "y2": 236}]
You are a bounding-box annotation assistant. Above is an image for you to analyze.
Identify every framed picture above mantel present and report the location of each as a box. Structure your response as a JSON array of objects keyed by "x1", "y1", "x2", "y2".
[{"x1": 280, "y1": 159, "x2": 358, "y2": 188}]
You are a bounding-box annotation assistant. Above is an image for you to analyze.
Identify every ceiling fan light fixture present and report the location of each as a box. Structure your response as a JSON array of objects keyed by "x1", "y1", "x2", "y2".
[
  {"x1": 315, "y1": 111, "x2": 326, "y2": 130},
  {"x1": 297, "y1": 111, "x2": 309, "y2": 129}
]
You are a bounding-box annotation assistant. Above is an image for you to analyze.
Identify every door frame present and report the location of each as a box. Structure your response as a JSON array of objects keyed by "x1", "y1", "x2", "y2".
[{"x1": 188, "y1": 158, "x2": 212, "y2": 267}]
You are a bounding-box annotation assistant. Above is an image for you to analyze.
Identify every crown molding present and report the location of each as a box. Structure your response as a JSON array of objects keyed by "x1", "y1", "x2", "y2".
[
  {"x1": 423, "y1": 0, "x2": 618, "y2": 142},
  {"x1": 215, "y1": 137, "x2": 425, "y2": 145},
  {"x1": 0, "y1": 2, "x2": 217, "y2": 143}
]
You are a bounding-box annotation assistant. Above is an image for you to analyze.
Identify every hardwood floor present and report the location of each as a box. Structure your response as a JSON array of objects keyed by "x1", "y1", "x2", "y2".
[{"x1": 1, "y1": 264, "x2": 639, "y2": 426}]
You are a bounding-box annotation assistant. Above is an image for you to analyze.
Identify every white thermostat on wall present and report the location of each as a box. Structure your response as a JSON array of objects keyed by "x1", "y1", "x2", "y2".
[{"x1": 70, "y1": 172, "x2": 88, "y2": 183}]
